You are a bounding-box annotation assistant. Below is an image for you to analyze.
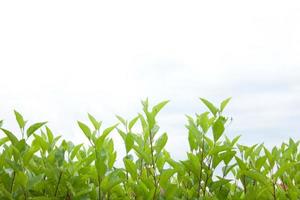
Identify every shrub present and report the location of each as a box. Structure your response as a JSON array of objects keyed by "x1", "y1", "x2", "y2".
[{"x1": 0, "y1": 98, "x2": 299, "y2": 199}]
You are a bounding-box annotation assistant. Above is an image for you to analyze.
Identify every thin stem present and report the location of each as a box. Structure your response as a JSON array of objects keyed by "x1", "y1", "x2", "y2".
[
  {"x1": 272, "y1": 181, "x2": 277, "y2": 200},
  {"x1": 242, "y1": 175, "x2": 247, "y2": 195},
  {"x1": 98, "y1": 175, "x2": 102, "y2": 200},
  {"x1": 23, "y1": 186, "x2": 28, "y2": 200},
  {"x1": 271, "y1": 169, "x2": 276, "y2": 200},
  {"x1": 64, "y1": 191, "x2": 71, "y2": 200},
  {"x1": 149, "y1": 131, "x2": 158, "y2": 200},
  {"x1": 197, "y1": 135, "x2": 205, "y2": 198},
  {"x1": 54, "y1": 171, "x2": 63, "y2": 197},
  {"x1": 203, "y1": 156, "x2": 213, "y2": 197}
]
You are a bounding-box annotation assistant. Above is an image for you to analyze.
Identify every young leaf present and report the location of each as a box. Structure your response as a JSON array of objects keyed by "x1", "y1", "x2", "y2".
[
  {"x1": 116, "y1": 115, "x2": 127, "y2": 126},
  {"x1": 26, "y1": 122, "x2": 47, "y2": 138},
  {"x1": 96, "y1": 124, "x2": 118, "y2": 148},
  {"x1": 129, "y1": 116, "x2": 139, "y2": 131},
  {"x1": 0, "y1": 137, "x2": 9, "y2": 147},
  {"x1": 46, "y1": 126, "x2": 54, "y2": 144},
  {"x1": 200, "y1": 98, "x2": 218, "y2": 116},
  {"x1": 1, "y1": 128, "x2": 18, "y2": 145},
  {"x1": 125, "y1": 133, "x2": 134, "y2": 153},
  {"x1": 154, "y1": 133, "x2": 168, "y2": 154},
  {"x1": 124, "y1": 158, "x2": 138, "y2": 180},
  {"x1": 88, "y1": 113, "x2": 101, "y2": 131},
  {"x1": 220, "y1": 97, "x2": 231, "y2": 112},
  {"x1": 70, "y1": 144, "x2": 83, "y2": 160},
  {"x1": 77, "y1": 121, "x2": 92, "y2": 140},
  {"x1": 152, "y1": 100, "x2": 169, "y2": 117},
  {"x1": 241, "y1": 170, "x2": 270, "y2": 186},
  {"x1": 212, "y1": 117, "x2": 225, "y2": 142},
  {"x1": 14, "y1": 110, "x2": 26, "y2": 130}
]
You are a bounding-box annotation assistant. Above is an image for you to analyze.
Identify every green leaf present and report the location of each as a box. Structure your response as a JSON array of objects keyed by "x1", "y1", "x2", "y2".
[
  {"x1": 188, "y1": 131, "x2": 197, "y2": 151},
  {"x1": 102, "y1": 124, "x2": 118, "y2": 137},
  {"x1": 14, "y1": 110, "x2": 26, "y2": 130},
  {"x1": 78, "y1": 121, "x2": 92, "y2": 140},
  {"x1": 101, "y1": 172, "x2": 123, "y2": 192},
  {"x1": 125, "y1": 133, "x2": 134, "y2": 153},
  {"x1": 241, "y1": 170, "x2": 270, "y2": 186},
  {"x1": 255, "y1": 156, "x2": 267, "y2": 170},
  {"x1": 23, "y1": 144, "x2": 39, "y2": 166},
  {"x1": 96, "y1": 124, "x2": 118, "y2": 149},
  {"x1": 124, "y1": 158, "x2": 138, "y2": 180},
  {"x1": 116, "y1": 115, "x2": 127, "y2": 126},
  {"x1": 154, "y1": 132, "x2": 168, "y2": 154},
  {"x1": 33, "y1": 134, "x2": 49, "y2": 152},
  {"x1": 46, "y1": 126, "x2": 53, "y2": 144},
  {"x1": 15, "y1": 171, "x2": 28, "y2": 187},
  {"x1": 133, "y1": 145, "x2": 151, "y2": 163},
  {"x1": 129, "y1": 116, "x2": 139, "y2": 131},
  {"x1": 200, "y1": 98, "x2": 218, "y2": 116},
  {"x1": 1, "y1": 128, "x2": 18, "y2": 145},
  {"x1": 26, "y1": 122, "x2": 47, "y2": 138},
  {"x1": 197, "y1": 112, "x2": 210, "y2": 133},
  {"x1": 70, "y1": 144, "x2": 83, "y2": 160},
  {"x1": 220, "y1": 150, "x2": 236, "y2": 165},
  {"x1": 235, "y1": 156, "x2": 246, "y2": 170},
  {"x1": 160, "y1": 169, "x2": 176, "y2": 188},
  {"x1": 220, "y1": 97, "x2": 231, "y2": 112},
  {"x1": 0, "y1": 184, "x2": 13, "y2": 200},
  {"x1": 231, "y1": 135, "x2": 241, "y2": 146},
  {"x1": 152, "y1": 100, "x2": 169, "y2": 117},
  {"x1": 264, "y1": 147, "x2": 274, "y2": 168},
  {"x1": 88, "y1": 113, "x2": 101, "y2": 130},
  {"x1": 95, "y1": 150, "x2": 107, "y2": 177},
  {"x1": 274, "y1": 162, "x2": 299, "y2": 179},
  {"x1": 212, "y1": 117, "x2": 225, "y2": 141},
  {"x1": 0, "y1": 137, "x2": 9, "y2": 147}
]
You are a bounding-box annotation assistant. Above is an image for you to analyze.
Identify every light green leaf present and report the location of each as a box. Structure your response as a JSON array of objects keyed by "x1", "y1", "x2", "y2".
[
  {"x1": 235, "y1": 156, "x2": 246, "y2": 170},
  {"x1": 88, "y1": 113, "x2": 101, "y2": 130},
  {"x1": 15, "y1": 171, "x2": 28, "y2": 187},
  {"x1": 26, "y1": 122, "x2": 47, "y2": 138},
  {"x1": 152, "y1": 100, "x2": 169, "y2": 117},
  {"x1": 14, "y1": 110, "x2": 26, "y2": 130},
  {"x1": 125, "y1": 133, "x2": 134, "y2": 153},
  {"x1": 70, "y1": 144, "x2": 83, "y2": 160},
  {"x1": 154, "y1": 133, "x2": 168, "y2": 154},
  {"x1": 116, "y1": 115, "x2": 127, "y2": 126},
  {"x1": 124, "y1": 158, "x2": 138, "y2": 180},
  {"x1": 200, "y1": 98, "x2": 218, "y2": 116},
  {"x1": 241, "y1": 170, "x2": 270, "y2": 186},
  {"x1": 0, "y1": 137, "x2": 9, "y2": 147},
  {"x1": 212, "y1": 117, "x2": 225, "y2": 141},
  {"x1": 1, "y1": 128, "x2": 18, "y2": 145},
  {"x1": 274, "y1": 162, "x2": 299, "y2": 179},
  {"x1": 96, "y1": 124, "x2": 118, "y2": 149},
  {"x1": 129, "y1": 116, "x2": 139, "y2": 131},
  {"x1": 78, "y1": 121, "x2": 92, "y2": 140},
  {"x1": 45, "y1": 126, "x2": 53, "y2": 144},
  {"x1": 220, "y1": 97, "x2": 231, "y2": 112},
  {"x1": 160, "y1": 169, "x2": 176, "y2": 188}
]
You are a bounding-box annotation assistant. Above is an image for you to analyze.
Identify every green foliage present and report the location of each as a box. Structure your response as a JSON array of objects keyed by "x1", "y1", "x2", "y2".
[{"x1": 0, "y1": 98, "x2": 300, "y2": 199}]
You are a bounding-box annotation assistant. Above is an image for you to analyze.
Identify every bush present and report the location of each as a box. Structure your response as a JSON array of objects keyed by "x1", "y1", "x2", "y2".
[{"x1": 0, "y1": 98, "x2": 299, "y2": 199}]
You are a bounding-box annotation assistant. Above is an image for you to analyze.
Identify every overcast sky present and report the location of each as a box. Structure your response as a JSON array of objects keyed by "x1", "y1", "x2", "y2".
[{"x1": 1, "y1": 1, "x2": 300, "y2": 162}]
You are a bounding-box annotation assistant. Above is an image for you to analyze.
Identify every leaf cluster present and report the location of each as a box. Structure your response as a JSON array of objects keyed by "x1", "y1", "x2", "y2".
[{"x1": 0, "y1": 98, "x2": 300, "y2": 199}]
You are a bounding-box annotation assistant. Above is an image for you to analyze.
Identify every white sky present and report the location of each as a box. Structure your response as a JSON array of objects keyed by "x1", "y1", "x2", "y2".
[{"x1": 1, "y1": 1, "x2": 300, "y2": 162}]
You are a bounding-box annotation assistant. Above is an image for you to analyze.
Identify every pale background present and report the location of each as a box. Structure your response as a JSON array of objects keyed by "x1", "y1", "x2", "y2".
[{"x1": 1, "y1": 1, "x2": 300, "y2": 163}]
